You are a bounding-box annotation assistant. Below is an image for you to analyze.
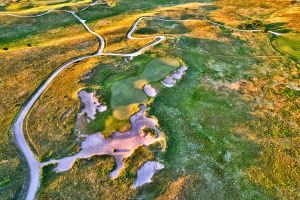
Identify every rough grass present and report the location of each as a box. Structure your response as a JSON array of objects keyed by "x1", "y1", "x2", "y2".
[
  {"x1": 26, "y1": 57, "x2": 101, "y2": 160},
  {"x1": 38, "y1": 146, "x2": 154, "y2": 199},
  {"x1": 136, "y1": 20, "x2": 299, "y2": 199}
]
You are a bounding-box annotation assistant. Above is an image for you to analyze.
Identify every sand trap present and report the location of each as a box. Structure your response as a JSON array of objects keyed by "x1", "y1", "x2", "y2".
[
  {"x1": 143, "y1": 84, "x2": 157, "y2": 97},
  {"x1": 162, "y1": 76, "x2": 177, "y2": 87},
  {"x1": 78, "y1": 90, "x2": 107, "y2": 120},
  {"x1": 133, "y1": 161, "x2": 164, "y2": 188},
  {"x1": 41, "y1": 104, "x2": 163, "y2": 179},
  {"x1": 162, "y1": 65, "x2": 188, "y2": 87}
]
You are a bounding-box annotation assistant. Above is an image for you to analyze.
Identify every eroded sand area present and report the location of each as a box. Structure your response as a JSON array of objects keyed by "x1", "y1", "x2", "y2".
[{"x1": 41, "y1": 104, "x2": 163, "y2": 178}]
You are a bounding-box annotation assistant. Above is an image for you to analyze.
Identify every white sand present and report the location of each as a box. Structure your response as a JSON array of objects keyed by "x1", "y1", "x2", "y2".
[
  {"x1": 41, "y1": 104, "x2": 162, "y2": 179},
  {"x1": 162, "y1": 76, "x2": 177, "y2": 87},
  {"x1": 78, "y1": 90, "x2": 106, "y2": 120},
  {"x1": 143, "y1": 84, "x2": 157, "y2": 97},
  {"x1": 162, "y1": 65, "x2": 188, "y2": 87},
  {"x1": 133, "y1": 161, "x2": 164, "y2": 188}
]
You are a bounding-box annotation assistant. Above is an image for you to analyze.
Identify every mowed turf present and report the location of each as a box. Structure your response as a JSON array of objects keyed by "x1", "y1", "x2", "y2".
[
  {"x1": 111, "y1": 57, "x2": 179, "y2": 108},
  {"x1": 273, "y1": 33, "x2": 300, "y2": 61}
]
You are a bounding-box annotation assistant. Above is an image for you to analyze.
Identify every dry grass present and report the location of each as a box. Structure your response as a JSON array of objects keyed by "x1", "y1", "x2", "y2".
[
  {"x1": 234, "y1": 30, "x2": 300, "y2": 199},
  {"x1": 26, "y1": 56, "x2": 101, "y2": 159},
  {"x1": 157, "y1": 176, "x2": 190, "y2": 200},
  {"x1": 210, "y1": 0, "x2": 297, "y2": 27},
  {"x1": 0, "y1": 13, "x2": 97, "y2": 198},
  {"x1": 266, "y1": 6, "x2": 300, "y2": 32}
]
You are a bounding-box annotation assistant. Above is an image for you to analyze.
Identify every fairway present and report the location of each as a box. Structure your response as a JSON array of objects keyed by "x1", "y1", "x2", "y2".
[
  {"x1": 273, "y1": 33, "x2": 300, "y2": 61},
  {"x1": 110, "y1": 57, "x2": 179, "y2": 119}
]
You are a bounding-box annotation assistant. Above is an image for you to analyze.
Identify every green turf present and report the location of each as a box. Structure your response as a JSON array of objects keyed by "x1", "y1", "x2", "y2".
[
  {"x1": 111, "y1": 57, "x2": 179, "y2": 108},
  {"x1": 273, "y1": 33, "x2": 300, "y2": 61}
]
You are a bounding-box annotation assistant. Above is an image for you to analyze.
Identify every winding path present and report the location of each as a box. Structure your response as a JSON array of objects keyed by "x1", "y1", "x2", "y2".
[{"x1": 2, "y1": 2, "x2": 283, "y2": 199}]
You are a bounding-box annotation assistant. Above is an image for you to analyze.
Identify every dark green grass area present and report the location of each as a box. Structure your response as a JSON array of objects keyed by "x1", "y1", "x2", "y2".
[{"x1": 135, "y1": 37, "x2": 272, "y2": 199}]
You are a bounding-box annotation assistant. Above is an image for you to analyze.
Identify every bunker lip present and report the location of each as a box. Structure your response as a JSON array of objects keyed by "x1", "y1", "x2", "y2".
[{"x1": 41, "y1": 104, "x2": 163, "y2": 179}]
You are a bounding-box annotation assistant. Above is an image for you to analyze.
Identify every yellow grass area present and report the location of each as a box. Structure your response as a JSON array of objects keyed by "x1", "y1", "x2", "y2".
[
  {"x1": 112, "y1": 103, "x2": 140, "y2": 120},
  {"x1": 0, "y1": 16, "x2": 98, "y2": 198},
  {"x1": 246, "y1": 137, "x2": 300, "y2": 199},
  {"x1": 238, "y1": 54, "x2": 300, "y2": 198},
  {"x1": 87, "y1": 2, "x2": 221, "y2": 53},
  {"x1": 89, "y1": 13, "x2": 157, "y2": 53},
  {"x1": 134, "y1": 79, "x2": 148, "y2": 89},
  {"x1": 210, "y1": 0, "x2": 297, "y2": 27},
  {"x1": 157, "y1": 176, "x2": 190, "y2": 200},
  {"x1": 0, "y1": 33, "x2": 97, "y2": 137},
  {"x1": 26, "y1": 57, "x2": 101, "y2": 158},
  {"x1": 0, "y1": 11, "x2": 98, "y2": 51},
  {"x1": 265, "y1": 6, "x2": 300, "y2": 32},
  {"x1": 183, "y1": 20, "x2": 222, "y2": 41},
  {"x1": 2, "y1": 0, "x2": 92, "y2": 13}
]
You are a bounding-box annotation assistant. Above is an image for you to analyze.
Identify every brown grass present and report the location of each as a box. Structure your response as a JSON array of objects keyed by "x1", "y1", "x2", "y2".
[{"x1": 210, "y1": 0, "x2": 297, "y2": 27}]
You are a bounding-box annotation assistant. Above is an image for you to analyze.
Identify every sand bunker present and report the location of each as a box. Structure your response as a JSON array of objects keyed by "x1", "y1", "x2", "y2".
[
  {"x1": 162, "y1": 76, "x2": 177, "y2": 87},
  {"x1": 162, "y1": 65, "x2": 188, "y2": 87},
  {"x1": 41, "y1": 104, "x2": 163, "y2": 179},
  {"x1": 133, "y1": 161, "x2": 164, "y2": 188},
  {"x1": 143, "y1": 84, "x2": 157, "y2": 97},
  {"x1": 78, "y1": 90, "x2": 107, "y2": 120}
]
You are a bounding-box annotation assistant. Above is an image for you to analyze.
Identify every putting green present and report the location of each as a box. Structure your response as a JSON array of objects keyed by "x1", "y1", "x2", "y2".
[{"x1": 110, "y1": 57, "x2": 179, "y2": 119}]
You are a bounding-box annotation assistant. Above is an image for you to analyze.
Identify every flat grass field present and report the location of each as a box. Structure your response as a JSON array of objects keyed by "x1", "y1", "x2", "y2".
[{"x1": 0, "y1": 0, "x2": 299, "y2": 199}]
